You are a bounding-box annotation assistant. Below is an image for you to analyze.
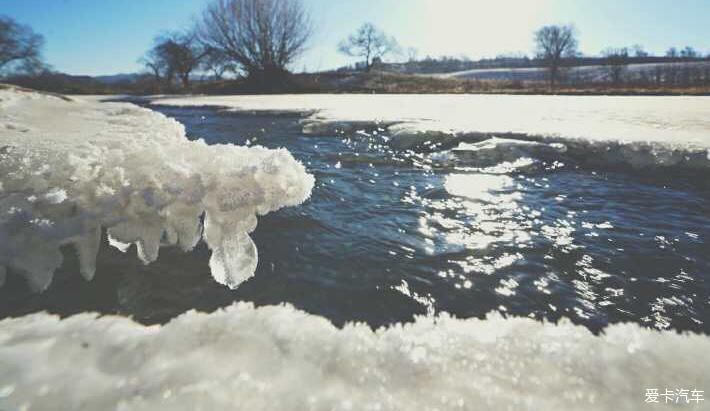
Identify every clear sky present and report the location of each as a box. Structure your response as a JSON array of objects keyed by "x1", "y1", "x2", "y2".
[{"x1": 2, "y1": 0, "x2": 709, "y2": 76}]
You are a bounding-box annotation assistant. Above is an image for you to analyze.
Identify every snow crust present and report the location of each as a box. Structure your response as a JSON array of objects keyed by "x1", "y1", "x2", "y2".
[
  {"x1": 153, "y1": 94, "x2": 710, "y2": 169},
  {"x1": 0, "y1": 88, "x2": 313, "y2": 291},
  {"x1": 0, "y1": 303, "x2": 708, "y2": 411}
]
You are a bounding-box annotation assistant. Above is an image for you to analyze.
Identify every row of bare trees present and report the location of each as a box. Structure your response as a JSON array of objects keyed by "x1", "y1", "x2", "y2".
[
  {"x1": 141, "y1": 0, "x2": 311, "y2": 89},
  {"x1": 141, "y1": 15, "x2": 404, "y2": 90},
  {"x1": 338, "y1": 22, "x2": 709, "y2": 89},
  {"x1": 534, "y1": 24, "x2": 709, "y2": 89},
  {"x1": 601, "y1": 46, "x2": 710, "y2": 87}
]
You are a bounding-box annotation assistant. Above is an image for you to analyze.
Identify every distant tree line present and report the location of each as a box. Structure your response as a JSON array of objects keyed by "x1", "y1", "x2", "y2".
[{"x1": 363, "y1": 23, "x2": 710, "y2": 90}]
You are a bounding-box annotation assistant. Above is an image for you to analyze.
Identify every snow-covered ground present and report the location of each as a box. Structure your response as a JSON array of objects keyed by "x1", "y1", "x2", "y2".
[
  {"x1": 0, "y1": 86, "x2": 313, "y2": 291},
  {"x1": 151, "y1": 94, "x2": 710, "y2": 146},
  {"x1": 2, "y1": 89, "x2": 709, "y2": 410},
  {"x1": 2, "y1": 303, "x2": 709, "y2": 411}
]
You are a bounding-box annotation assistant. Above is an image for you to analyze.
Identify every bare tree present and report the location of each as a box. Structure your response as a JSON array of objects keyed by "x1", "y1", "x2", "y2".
[
  {"x1": 534, "y1": 24, "x2": 578, "y2": 89},
  {"x1": 140, "y1": 36, "x2": 177, "y2": 88},
  {"x1": 201, "y1": 47, "x2": 237, "y2": 80},
  {"x1": 680, "y1": 46, "x2": 699, "y2": 59},
  {"x1": 0, "y1": 15, "x2": 45, "y2": 75},
  {"x1": 406, "y1": 47, "x2": 419, "y2": 63},
  {"x1": 631, "y1": 44, "x2": 649, "y2": 58},
  {"x1": 666, "y1": 47, "x2": 679, "y2": 58},
  {"x1": 197, "y1": 0, "x2": 311, "y2": 84},
  {"x1": 602, "y1": 47, "x2": 630, "y2": 86},
  {"x1": 139, "y1": 46, "x2": 170, "y2": 84},
  {"x1": 141, "y1": 31, "x2": 206, "y2": 89},
  {"x1": 163, "y1": 31, "x2": 206, "y2": 88},
  {"x1": 338, "y1": 23, "x2": 399, "y2": 71}
]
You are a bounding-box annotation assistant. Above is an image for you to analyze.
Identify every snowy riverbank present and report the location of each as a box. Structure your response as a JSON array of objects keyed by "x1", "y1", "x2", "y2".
[
  {"x1": 1, "y1": 302, "x2": 708, "y2": 411},
  {"x1": 1, "y1": 89, "x2": 709, "y2": 410}
]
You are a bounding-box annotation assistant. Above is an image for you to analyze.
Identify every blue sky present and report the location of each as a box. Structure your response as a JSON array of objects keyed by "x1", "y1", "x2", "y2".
[{"x1": 3, "y1": 0, "x2": 709, "y2": 75}]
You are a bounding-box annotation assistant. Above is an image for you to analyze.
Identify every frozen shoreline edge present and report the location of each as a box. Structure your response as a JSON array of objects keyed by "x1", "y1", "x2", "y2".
[{"x1": 145, "y1": 95, "x2": 710, "y2": 172}]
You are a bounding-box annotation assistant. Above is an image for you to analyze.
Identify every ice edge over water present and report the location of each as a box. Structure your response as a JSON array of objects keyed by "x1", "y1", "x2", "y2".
[
  {"x1": 0, "y1": 88, "x2": 314, "y2": 291},
  {"x1": 1, "y1": 303, "x2": 709, "y2": 411},
  {"x1": 152, "y1": 94, "x2": 710, "y2": 171}
]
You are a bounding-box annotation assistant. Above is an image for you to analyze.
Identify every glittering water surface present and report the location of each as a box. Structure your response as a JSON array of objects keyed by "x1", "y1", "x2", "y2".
[{"x1": 2, "y1": 106, "x2": 709, "y2": 333}]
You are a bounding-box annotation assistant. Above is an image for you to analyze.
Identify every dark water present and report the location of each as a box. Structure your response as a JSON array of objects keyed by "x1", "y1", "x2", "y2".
[{"x1": 2, "y1": 106, "x2": 709, "y2": 333}]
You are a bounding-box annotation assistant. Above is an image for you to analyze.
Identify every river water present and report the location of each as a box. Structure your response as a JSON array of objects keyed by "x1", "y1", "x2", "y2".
[{"x1": 2, "y1": 105, "x2": 708, "y2": 334}]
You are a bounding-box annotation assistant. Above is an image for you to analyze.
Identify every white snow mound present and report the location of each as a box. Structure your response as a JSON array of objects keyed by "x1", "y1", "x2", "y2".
[
  {"x1": 0, "y1": 87, "x2": 314, "y2": 291},
  {"x1": 0, "y1": 303, "x2": 708, "y2": 411}
]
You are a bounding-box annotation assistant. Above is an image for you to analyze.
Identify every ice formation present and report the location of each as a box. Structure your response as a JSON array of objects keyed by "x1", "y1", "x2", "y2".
[
  {"x1": 0, "y1": 87, "x2": 313, "y2": 291},
  {"x1": 1, "y1": 303, "x2": 709, "y2": 411},
  {"x1": 3, "y1": 89, "x2": 709, "y2": 410},
  {"x1": 152, "y1": 94, "x2": 710, "y2": 170}
]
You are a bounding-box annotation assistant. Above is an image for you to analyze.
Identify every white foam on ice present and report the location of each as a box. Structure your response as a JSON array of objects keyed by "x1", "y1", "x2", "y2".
[
  {"x1": 152, "y1": 94, "x2": 710, "y2": 169},
  {"x1": 0, "y1": 303, "x2": 708, "y2": 411},
  {"x1": 0, "y1": 87, "x2": 314, "y2": 291}
]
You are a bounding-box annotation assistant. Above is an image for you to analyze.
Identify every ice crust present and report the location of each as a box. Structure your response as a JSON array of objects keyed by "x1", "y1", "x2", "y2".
[
  {"x1": 153, "y1": 94, "x2": 710, "y2": 170},
  {"x1": 0, "y1": 88, "x2": 314, "y2": 291},
  {"x1": 0, "y1": 303, "x2": 708, "y2": 411}
]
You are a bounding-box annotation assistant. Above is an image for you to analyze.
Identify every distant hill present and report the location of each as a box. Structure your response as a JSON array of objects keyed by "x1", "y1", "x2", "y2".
[
  {"x1": 2, "y1": 71, "x2": 156, "y2": 94},
  {"x1": 378, "y1": 56, "x2": 710, "y2": 75},
  {"x1": 423, "y1": 61, "x2": 710, "y2": 84},
  {"x1": 94, "y1": 73, "x2": 141, "y2": 85}
]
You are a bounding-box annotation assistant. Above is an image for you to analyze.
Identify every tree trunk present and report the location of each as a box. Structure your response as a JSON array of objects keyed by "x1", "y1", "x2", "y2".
[
  {"x1": 548, "y1": 66, "x2": 557, "y2": 90},
  {"x1": 246, "y1": 66, "x2": 290, "y2": 92}
]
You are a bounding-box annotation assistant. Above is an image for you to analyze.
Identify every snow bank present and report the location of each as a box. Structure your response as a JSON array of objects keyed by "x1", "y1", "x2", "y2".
[
  {"x1": 152, "y1": 94, "x2": 710, "y2": 170},
  {"x1": 0, "y1": 303, "x2": 708, "y2": 411},
  {"x1": 0, "y1": 87, "x2": 313, "y2": 291}
]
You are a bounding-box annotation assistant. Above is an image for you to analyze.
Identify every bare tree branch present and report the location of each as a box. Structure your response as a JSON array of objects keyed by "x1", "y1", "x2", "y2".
[{"x1": 0, "y1": 15, "x2": 45, "y2": 75}]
